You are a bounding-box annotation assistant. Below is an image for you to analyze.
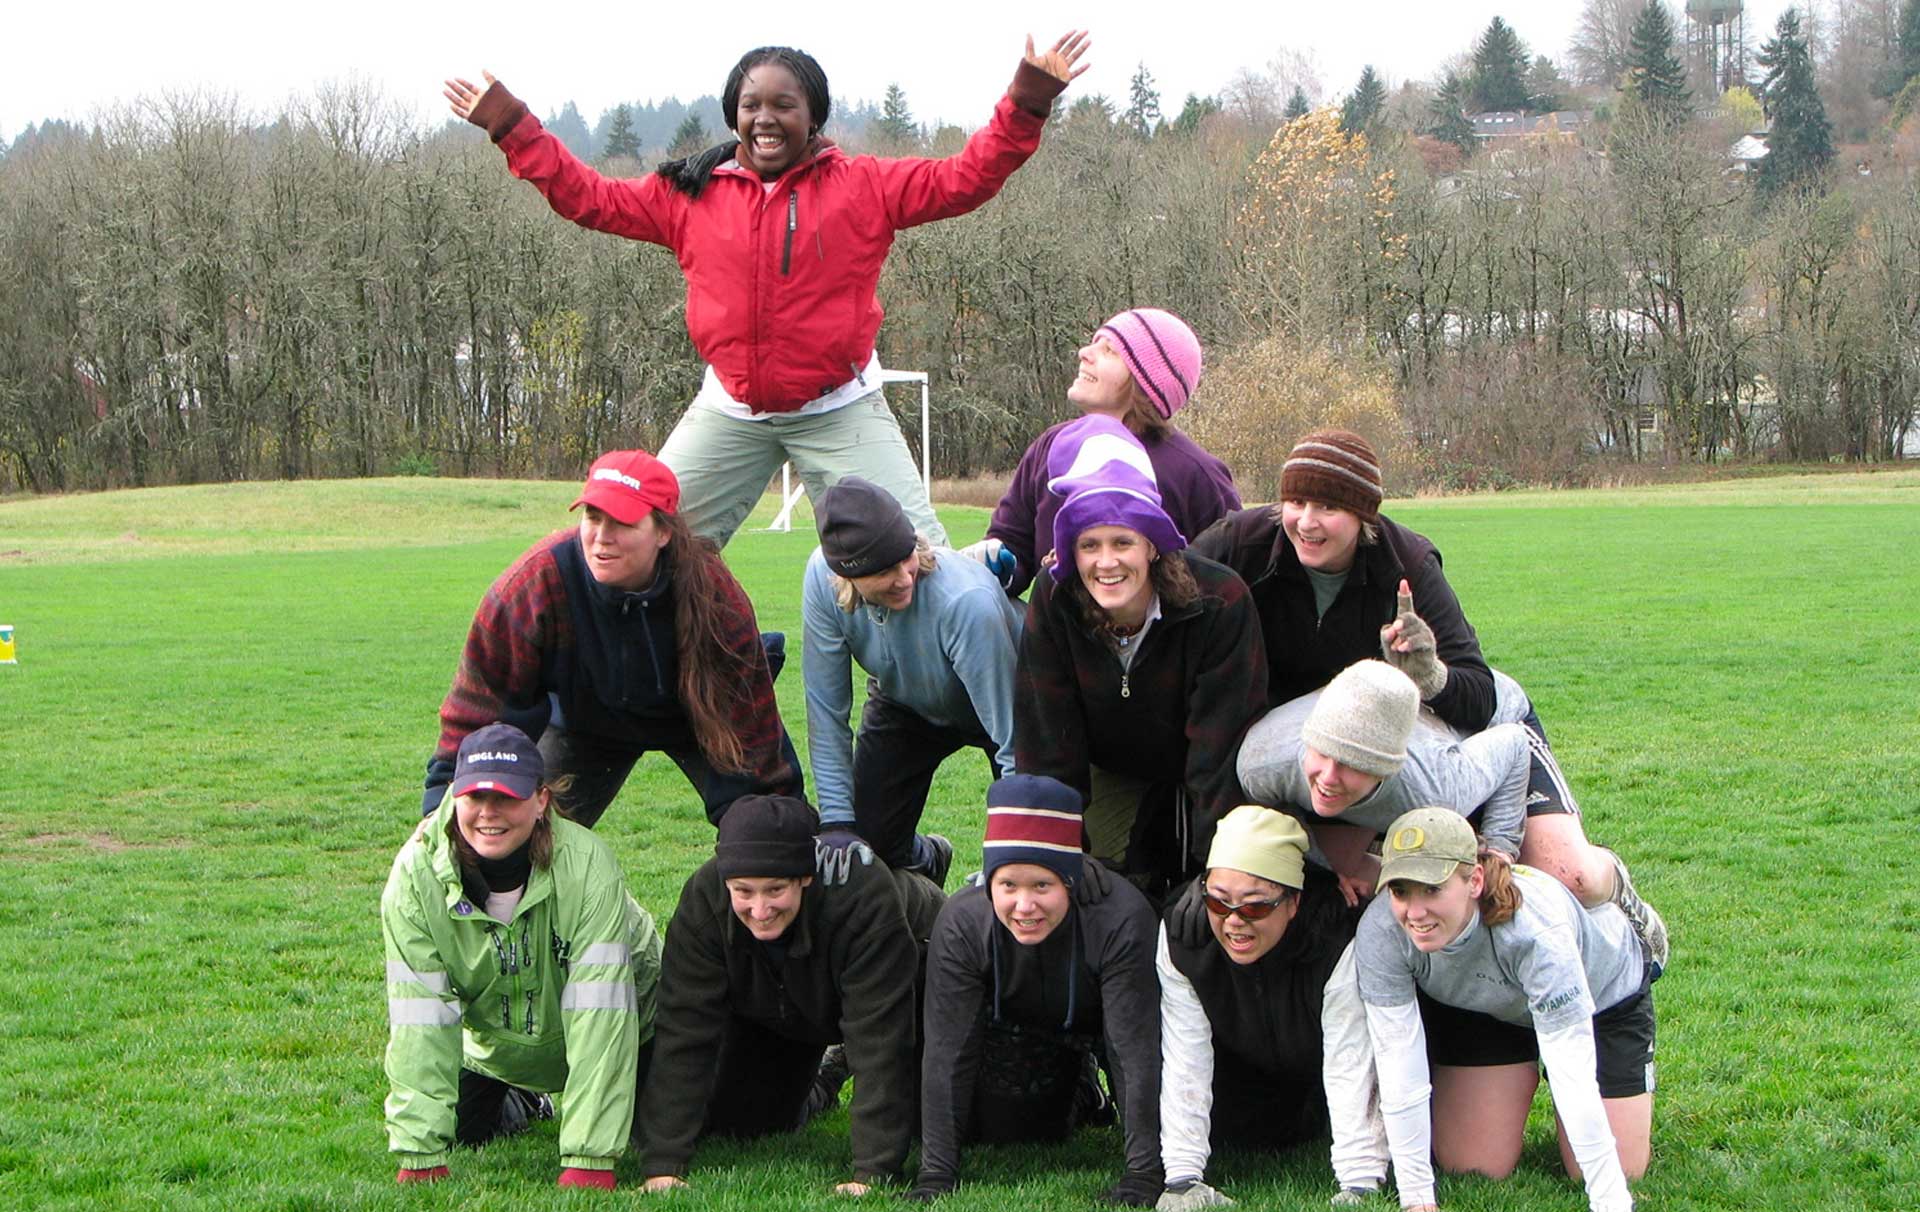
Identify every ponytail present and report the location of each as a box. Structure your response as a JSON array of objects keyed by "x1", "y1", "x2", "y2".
[{"x1": 1476, "y1": 849, "x2": 1524, "y2": 927}]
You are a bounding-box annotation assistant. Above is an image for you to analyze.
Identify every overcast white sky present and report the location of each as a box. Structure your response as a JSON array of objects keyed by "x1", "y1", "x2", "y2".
[{"x1": 7, "y1": 1, "x2": 1795, "y2": 144}]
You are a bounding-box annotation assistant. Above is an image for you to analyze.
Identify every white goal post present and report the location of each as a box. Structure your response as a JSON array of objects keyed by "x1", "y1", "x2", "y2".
[{"x1": 763, "y1": 369, "x2": 931, "y2": 532}]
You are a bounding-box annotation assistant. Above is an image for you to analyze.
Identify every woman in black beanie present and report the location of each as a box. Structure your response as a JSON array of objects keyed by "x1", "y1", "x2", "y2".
[{"x1": 635, "y1": 795, "x2": 941, "y2": 1194}]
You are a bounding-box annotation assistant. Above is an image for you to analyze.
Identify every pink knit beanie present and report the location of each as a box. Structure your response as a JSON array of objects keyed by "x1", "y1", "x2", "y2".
[{"x1": 1096, "y1": 308, "x2": 1204, "y2": 419}]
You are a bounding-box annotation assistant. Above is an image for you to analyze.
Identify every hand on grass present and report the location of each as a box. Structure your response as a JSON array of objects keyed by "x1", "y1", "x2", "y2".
[{"x1": 642, "y1": 1175, "x2": 690, "y2": 1193}]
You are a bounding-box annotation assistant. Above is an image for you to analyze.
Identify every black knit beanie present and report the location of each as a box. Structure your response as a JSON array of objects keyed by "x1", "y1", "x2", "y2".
[
  {"x1": 715, "y1": 795, "x2": 820, "y2": 879},
  {"x1": 816, "y1": 477, "x2": 917, "y2": 577}
]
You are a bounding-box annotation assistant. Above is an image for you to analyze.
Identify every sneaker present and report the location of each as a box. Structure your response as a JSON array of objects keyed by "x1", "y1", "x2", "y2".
[
  {"x1": 1070, "y1": 1050, "x2": 1114, "y2": 1128},
  {"x1": 1602, "y1": 848, "x2": 1668, "y2": 975},
  {"x1": 799, "y1": 1044, "x2": 852, "y2": 1125},
  {"x1": 1329, "y1": 1186, "x2": 1378, "y2": 1206},
  {"x1": 912, "y1": 833, "x2": 955, "y2": 890}
]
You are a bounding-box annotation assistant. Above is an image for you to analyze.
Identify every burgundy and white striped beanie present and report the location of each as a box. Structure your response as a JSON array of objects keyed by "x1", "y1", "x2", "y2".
[
  {"x1": 1097, "y1": 308, "x2": 1204, "y2": 419},
  {"x1": 981, "y1": 775, "x2": 1085, "y2": 885},
  {"x1": 1279, "y1": 429, "x2": 1384, "y2": 522}
]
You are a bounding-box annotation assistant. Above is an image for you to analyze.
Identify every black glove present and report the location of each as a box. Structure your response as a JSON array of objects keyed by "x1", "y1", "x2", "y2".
[
  {"x1": 1073, "y1": 856, "x2": 1116, "y2": 906},
  {"x1": 1165, "y1": 877, "x2": 1212, "y2": 947},
  {"x1": 902, "y1": 1173, "x2": 956, "y2": 1203},
  {"x1": 816, "y1": 829, "x2": 875, "y2": 887},
  {"x1": 1104, "y1": 1170, "x2": 1165, "y2": 1207}
]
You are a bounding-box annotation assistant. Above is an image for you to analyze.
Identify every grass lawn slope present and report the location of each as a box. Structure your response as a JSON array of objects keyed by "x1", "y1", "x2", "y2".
[{"x1": 1, "y1": 469, "x2": 1916, "y2": 1210}]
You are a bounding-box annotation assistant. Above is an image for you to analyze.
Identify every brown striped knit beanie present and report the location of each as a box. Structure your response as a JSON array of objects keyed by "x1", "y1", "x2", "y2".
[{"x1": 1279, "y1": 429, "x2": 1383, "y2": 522}]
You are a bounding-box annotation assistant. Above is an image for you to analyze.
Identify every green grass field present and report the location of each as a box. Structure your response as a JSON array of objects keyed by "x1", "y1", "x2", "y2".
[{"x1": 2, "y1": 470, "x2": 1917, "y2": 1211}]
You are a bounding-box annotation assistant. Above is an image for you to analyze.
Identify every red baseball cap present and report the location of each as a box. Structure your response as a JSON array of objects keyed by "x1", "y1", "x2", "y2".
[{"x1": 571, "y1": 449, "x2": 680, "y2": 525}]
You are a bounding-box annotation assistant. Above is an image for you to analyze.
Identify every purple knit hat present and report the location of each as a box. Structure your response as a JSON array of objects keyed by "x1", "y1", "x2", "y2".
[
  {"x1": 1045, "y1": 415, "x2": 1187, "y2": 583},
  {"x1": 1096, "y1": 308, "x2": 1203, "y2": 419}
]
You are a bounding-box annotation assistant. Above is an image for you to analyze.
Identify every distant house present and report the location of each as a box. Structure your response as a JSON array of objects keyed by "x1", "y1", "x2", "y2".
[
  {"x1": 1728, "y1": 133, "x2": 1768, "y2": 171},
  {"x1": 1468, "y1": 110, "x2": 1594, "y2": 142}
]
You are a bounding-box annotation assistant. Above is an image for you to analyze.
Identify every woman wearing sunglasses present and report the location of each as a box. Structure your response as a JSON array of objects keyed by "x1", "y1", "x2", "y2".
[{"x1": 1155, "y1": 806, "x2": 1358, "y2": 1210}]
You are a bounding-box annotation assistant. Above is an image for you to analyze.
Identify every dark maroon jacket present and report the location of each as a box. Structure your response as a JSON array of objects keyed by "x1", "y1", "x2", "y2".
[
  {"x1": 1188, "y1": 507, "x2": 1494, "y2": 732},
  {"x1": 1014, "y1": 556, "x2": 1267, "y2": 879}
]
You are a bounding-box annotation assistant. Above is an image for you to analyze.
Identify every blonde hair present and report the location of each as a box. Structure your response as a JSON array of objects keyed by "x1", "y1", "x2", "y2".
[{"x1": 831, "y1": 535, "x2": 938, "y2": 612}]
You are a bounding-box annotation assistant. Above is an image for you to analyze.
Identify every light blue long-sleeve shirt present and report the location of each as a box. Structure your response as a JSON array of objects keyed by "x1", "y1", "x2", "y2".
[{"x1": 802, "y1": 548, "x2": 1024, "y2": 824}]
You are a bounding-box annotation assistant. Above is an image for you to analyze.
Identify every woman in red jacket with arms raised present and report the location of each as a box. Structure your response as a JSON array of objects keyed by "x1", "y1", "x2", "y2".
[{"x1": 446, "y1": 33, "x2": 1090, "y2": 548}]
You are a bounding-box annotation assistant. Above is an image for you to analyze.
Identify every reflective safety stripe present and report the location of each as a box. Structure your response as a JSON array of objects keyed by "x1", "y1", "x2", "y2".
[
  {"x1": 386, "y1": 961, "x2": 451, "y2": 994},
  {"x1": 389, "y1": 997, "x2": 463, "y2": 1027},
  {"x1": 559, "y1": 980, "x2": 637, "y2": 1012},
  {"x1": 575, "y1": 942, "x2": 630, "y2": 967}
]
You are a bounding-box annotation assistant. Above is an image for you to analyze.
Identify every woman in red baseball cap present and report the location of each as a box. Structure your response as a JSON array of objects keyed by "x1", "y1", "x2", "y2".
[{"x1": 421, "y1": 448, "x2": 803, "y2": 829}]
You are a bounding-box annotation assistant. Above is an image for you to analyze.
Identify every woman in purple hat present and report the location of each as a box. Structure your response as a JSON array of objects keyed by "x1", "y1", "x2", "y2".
[
  {"x1": 1012, "y1": 416, "x2": 1267, "y2": 899},
  {"x1": 964, "y1": 308, "x2": 1240, "y2": 597}
]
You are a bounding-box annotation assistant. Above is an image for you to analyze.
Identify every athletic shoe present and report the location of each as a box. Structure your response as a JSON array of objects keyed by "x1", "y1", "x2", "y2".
[
  {"x1": 913, "y1": 833, "x2": 955, "y2": 890},
  {"x1": 1329, "y1": 1186, "x2": 1378, "y2": 1207},
  {"x1": 1602, "y1": 848, "x2": 1668, "y2": 975},
  {"x1": 799, "y1": 1044, "x2": 852, "y2": 1125},
  {"x1": 1070, "y1": 1051, "x2": 1114, "y2": 1128}
]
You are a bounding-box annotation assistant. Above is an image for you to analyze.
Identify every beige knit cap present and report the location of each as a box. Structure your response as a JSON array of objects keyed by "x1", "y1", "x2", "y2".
[
  {"x1": 1300, "y1": 660, "x2": 1418, "y2": 778},
  {"x1": 1206, "y1": 805, "x2": 1309, "y2": 889}
]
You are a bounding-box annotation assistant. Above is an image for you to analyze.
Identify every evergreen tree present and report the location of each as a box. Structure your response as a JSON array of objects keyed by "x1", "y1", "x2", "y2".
[
  {"x1": 1526, "y1": 54, "x2": 1569, "y2": 112},
  {"x1": 1899, "y1": 0, "x2": 1920, "y2": 93},
  {"x1": 874, "y1": 84, "x2": 919, "y2": 149},
  {"x1": 601, "y1": 104, "x2": 642, "y2": 161},
  {"x1": 545, "y1": 102, "x2": 592, "y2": 159},
  {"x1": 1755, "y1": 8, "x2": 1834, "y2": 198},
  {"x1": 1067, "y1": 94, "x2": 1117, "y2": 127},
  {"x1": 1428, "y1": 72, "x2": 1476, "y2": 150},
  {"x1": 1340, "y1": 65, "x2": 1388, "y2": 134},
  {"x1": 1468, "y1": 16, "x2": 1532, "y2": 112},
  {"x1": 1123, "y1": 62, "x2": 1163, "y2": 138},
  {"x1": 1283, "y1": 86, "x2": 1312, "y2": 122},
  {"x1": 668, "y1": 111, "x2": 709, "y2": 157},
  {"x1": 1623, "y1": 1, "x2": 1691, "y2": 125},
  {"x1": 1169, "y1": 93, "x2": 1222, "y2": 137}
]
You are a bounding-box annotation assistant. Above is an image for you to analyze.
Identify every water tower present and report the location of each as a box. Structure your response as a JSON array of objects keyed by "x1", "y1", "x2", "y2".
[{"x1": 1686, "y1": 0, "x2": 1746, "y2": 94}]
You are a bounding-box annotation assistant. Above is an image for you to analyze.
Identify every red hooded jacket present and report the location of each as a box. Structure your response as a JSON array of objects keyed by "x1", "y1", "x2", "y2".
[{"x1": 486, "y1": 66, "x2": 1057, "y2": 412}]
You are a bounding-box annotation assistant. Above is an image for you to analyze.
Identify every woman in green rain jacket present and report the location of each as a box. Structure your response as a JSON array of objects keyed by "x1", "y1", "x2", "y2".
[{"x1": 381, "y1": 723, "x2": 662, "y2": 1189}]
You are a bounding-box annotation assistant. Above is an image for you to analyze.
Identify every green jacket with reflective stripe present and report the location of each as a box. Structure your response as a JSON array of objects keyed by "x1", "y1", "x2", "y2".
[{"x1": 381, "y1": 801, "x2": 661, "y2": 1170}]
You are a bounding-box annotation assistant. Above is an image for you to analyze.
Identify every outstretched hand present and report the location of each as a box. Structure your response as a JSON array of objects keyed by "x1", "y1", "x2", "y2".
[
  {"x1": 1379, "y1": 578, "x2": 1447, "y2": 698},
  {"x1": 443, "y1": 72, "x2": 498, "y2": 121},
  {"x1": 1024, "y1": 31, "x2": 1093, "y2": 85}
]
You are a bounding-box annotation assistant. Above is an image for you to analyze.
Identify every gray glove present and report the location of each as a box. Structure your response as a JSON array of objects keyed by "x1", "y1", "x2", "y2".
[
  {"x1": 815, "y1": 829, "x2": 877, "y2": 887},
  {"x1": 1158, "y1": 1181, "x2": 1234, "y2": 1211},
  {"x1": 1379, "y1": 581, "x2": 1447, "y2": 699}
]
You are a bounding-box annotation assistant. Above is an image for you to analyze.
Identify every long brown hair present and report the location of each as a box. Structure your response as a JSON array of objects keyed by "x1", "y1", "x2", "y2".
[
  {"x1": 1474, "y1": 849, "x2": 1524, "y2": 928},
  {"x1": 659, "y1": 510, "x2": 755, "y2": 774},
  {"x1": 1063, "y1": 546, "x2": 1200, "y2": 638}
]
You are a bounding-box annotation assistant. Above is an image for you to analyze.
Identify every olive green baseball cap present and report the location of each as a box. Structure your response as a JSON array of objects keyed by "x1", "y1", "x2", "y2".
[{"x1": 1376, "y1": 807, "x2": 1479, "y2": 892}]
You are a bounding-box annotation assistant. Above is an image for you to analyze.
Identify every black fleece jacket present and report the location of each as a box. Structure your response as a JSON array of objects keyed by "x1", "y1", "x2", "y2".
[
  {"x1": 918, "y1": 874, "x2": 1162, "y2": 1188},
  {"x1": 640, "y1": 856, "x2": 941, "y2": 1183},
  {"x1": 1189, "y1": 507, "x2": 1495, "y2": 732}
]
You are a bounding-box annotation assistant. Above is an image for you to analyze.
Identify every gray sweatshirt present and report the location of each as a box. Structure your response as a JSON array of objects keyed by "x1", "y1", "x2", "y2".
[{"x1": 1235, "y1": 687, "x2": 1528, "y2": 861}]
